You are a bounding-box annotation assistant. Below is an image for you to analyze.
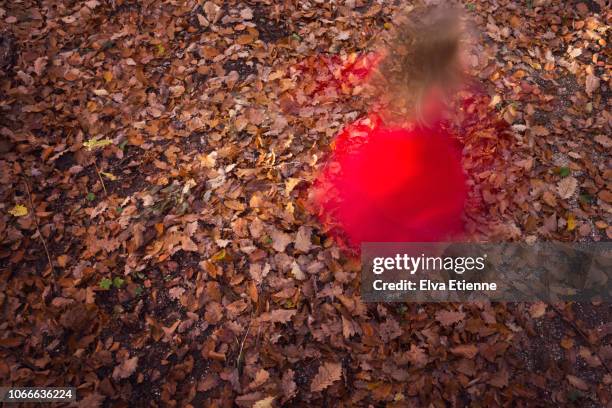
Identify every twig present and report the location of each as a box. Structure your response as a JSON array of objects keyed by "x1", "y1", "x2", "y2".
[
  {"x1": 236, "y1": 318, "x2": 252, "y2": 369},
  {"x1": 93, "y1": 160, "x2": 108, "y2": 197},
  {"x1": 550, "y1": 303, "x2": 612, "y2": 376},
  {"x1": 23, "y1": 178, "x2": 55, "y2": 276}
]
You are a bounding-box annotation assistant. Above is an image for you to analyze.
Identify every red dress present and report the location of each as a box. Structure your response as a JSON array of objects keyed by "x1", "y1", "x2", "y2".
[{"x1": 310, "y1": 54, "x2": 467, "y2": 249}]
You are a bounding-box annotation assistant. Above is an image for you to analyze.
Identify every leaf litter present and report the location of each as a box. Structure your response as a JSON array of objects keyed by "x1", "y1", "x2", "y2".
[{"x1": 0, "y1": 0, "x2": 610, "y2": 406}]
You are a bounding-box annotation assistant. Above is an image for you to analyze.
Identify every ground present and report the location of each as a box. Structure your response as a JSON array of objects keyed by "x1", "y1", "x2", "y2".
[{"x1": 0, "y1": 0, "x2": 610, "y2": 407}]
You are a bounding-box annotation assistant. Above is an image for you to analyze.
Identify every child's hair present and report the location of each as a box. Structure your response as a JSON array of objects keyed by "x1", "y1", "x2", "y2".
[{"x1": 372, "y1": 5, "x2": 466, "y2": 123}]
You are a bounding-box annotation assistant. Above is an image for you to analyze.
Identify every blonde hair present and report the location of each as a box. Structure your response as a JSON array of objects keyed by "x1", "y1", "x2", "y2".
[{"x1": 372, "y1": 5, "x2": 466, "y2": 123}]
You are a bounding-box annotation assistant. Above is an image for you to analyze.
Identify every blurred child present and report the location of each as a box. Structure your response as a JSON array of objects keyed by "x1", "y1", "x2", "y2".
[{"x1": 311, "y1": 5, "x2": 470, "y2": 250}]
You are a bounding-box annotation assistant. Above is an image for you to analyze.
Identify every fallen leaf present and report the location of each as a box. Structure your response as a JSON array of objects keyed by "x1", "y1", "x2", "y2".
[
  {"x1": 270, "y1": 228, "x2": 292, "y2": 252},
  {"x1": 253, "y1": 396, "x2": 275, "y2": 408},
  {"x1": 529, "y1": 302, "x2": 547, "y2": 318},
  {"x1": 557, "y1": 176, "x2": 578, "y2": 199},
  {"x1": 294, "y1": 226, "x2": 312, "y2": 252},
  {"x1": 310, "y1": 362, "x2": 342, "y2": 392},
  {"x1": 585, "y1": 73, "x2": 600, "y2": 96},
  {"x1": 598, "y1": 190, "x2": 612, "y2": 203},
  {"x1": 112, "y1": 356, "x2": 138, "y2": 380},
  {"x1": 566, "y1": 374, "x2": 589, "y2": 391},
  {"x1": 285, "y1": 178, "x2": 301, "y2": 196},
  {"x1": 594, "y1": 134, "x2": 611, "y2": 148},
  {"x1": 240, "y1": 8, "x2": 253, "y2": 20},
  {"x1": 9, "y1": 204, "x2": 28, "y2": 217},
  {"x1": 33, "y1": 57, "x2": 47, "y2": 76},
  {"x1": 248, "y1": 369, "x2": 270, "y2": 390},
  {"x1": 530, "y1": 125, "x2": 550, "y2": 136},
  {"x1": 567, "y1": 214, "x2": 576, "y2": 231},
  {"x1": 281, "y1": 369, "x2": 297, "y2": 401},
  {"x1": 450, "y1": 344, "x2": 479, "y2": 359},
  {"x1": 258, "y1": 309, "x2": 296, "y2": 324},
  {"x1": 83, "y1": 138, "x2": 113, "y2": 151},
  {"x1": 290, "y1": 261, "x2": 306, "y2": 280},
  {"x1": 203, "y1": 1, "x2": 221, "y2": 23},
  {"x1": 101, "y1": 172, "x2": 117, "y2": 181},
  {"x1": 435, "y1": 310, "x2": 465, "y2": 327},
  {"x1": 168, "y1": 286, "x2": 185, "y2": 300},
  {"x1": 405, "y1": 344, "x2": 428, "y2": 367}
]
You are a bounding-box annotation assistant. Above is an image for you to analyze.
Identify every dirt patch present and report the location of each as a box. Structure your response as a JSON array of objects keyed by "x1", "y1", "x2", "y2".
[
  {"x1": 252, "y1": 5, "x2": 289, "y2": 43},
  {"x1": 223, "y1": 58, "x2": 258, "y2": 81}
]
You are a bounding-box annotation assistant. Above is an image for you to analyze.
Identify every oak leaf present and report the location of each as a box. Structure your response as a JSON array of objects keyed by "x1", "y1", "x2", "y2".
[{"x1": 310, "y1": 362, "x2": 342, "y2": 392}]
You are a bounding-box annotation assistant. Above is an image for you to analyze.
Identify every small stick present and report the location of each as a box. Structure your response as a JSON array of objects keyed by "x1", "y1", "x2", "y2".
[
  {"x1": 236, "y1": 318, "x2": 252, "y2": 369},
  {"x1": 93, "y1": 160, "x2": 108, "y2": 197},
  {"x1": 23, "y1": 178, "x2": 55, "y2": 276}
]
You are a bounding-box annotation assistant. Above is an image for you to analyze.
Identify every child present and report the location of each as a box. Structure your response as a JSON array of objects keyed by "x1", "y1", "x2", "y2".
[{"x1": 310, "y1": 6, "x2": 470, "y2": 250}]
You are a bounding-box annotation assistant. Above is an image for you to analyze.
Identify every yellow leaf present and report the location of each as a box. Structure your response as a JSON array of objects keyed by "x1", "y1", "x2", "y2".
[
  {"x1": 101, "y1": 172, "x2": 117, "y2": 180},
  {"x1": 83, "y1": 138, "x2": 113, "y2": 151},
  {"x1": 489, "y1": 94, "x2": 501, "y2": 107},
  {"x1": 103, "y1": 71, "x2": 113, "y2": 82},
  {"x1": 253, "y1": 396, "x2": 275, "y2": 408},
  {"x1": 567, "y1": 214, "x2": 576, "y2": 231},
  {"x1": 9, "y1": 204, "x2": 28, "y2": 217},
  {"x1": 211, "y1": 249, "x2": 227, "y2": 262},
  {"x1": 285, "y1": 178, "x2": 301, "y2": 196}
]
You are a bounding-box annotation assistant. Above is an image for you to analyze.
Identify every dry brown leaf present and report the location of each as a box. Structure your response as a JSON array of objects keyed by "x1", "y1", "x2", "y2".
[
  {"x1": 258, "y1": 309, "x2": 296, "y2": 324},
  {"x1": 112, "y1": 356, "x2": 138, "y2": 380},
  {"x1": 203, "y1": 1, "x2": 221, "y2": 23},
  {"x1": 253, "y1": 396, "x2": 275, "y2": 408},
  {"x1": 405, "y1": 344, "x2": 428, "y2": 367},
  {"x1": 529, "y1": 302, "x2": 547, "y2": 318},
  {"x1": 310, "y1": 362, "x2": 342, "y2": 392},
  {"x1": 598, "y1": 189, "x2": 612, "y2": 204},
  {"x1": 566, "y1": 374, "x2": 589, "y2": 391},
  {"x1": 33, "y1": 57, "x2": 47, "y2": 76},
  {"x1": 270, "y1": 228, "x2": 292, "y2": 252},
  {"x1": 450, "y1": 344, "x2": 479, "y2": 359},
  {"x1": 557, "y1": 176, "x2": 578, "y2": 199},
  {"x1": 530, "y1": 125, "x2": 549, "y2": 136},
  {"x1": 168, "y1": 286, "x2": 185, "y2": 300},
  {"x1": 240, "y1": 8, "x2": 253, "y2": 20},
  {"x1": 542, "y1": 191, "x2": 557, "y2": 207},
  {"x1": 248, "y1": 369, "x2": 270, "y2": 390},
  {"x1": 281, "y1": 369, "x2": 297, "y2": 402},
  {"x1": 489, "y1": 369, "x2": 509, "y2": 388},
  {"x1": 594, "y1": 134, "x2": 611, "y2": 148},
  {"x1": 585, "y1": 73, "x2": 600, "y2": 96},
  {"x1": 294, "y1": 226, "x2": 312, "y2": 252},
  {"x1": 435, "y1": 310, "x2": 465, "y2": 327},
  {"x1": 197, "y1": 13, "x2": 209, "y2": 27},
  {"x1": 290, "y1": 261, "x2": 306, "y2": 281},
  {"x1": 285, "y1": 178, "x2": 301, "y2": 196}
]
